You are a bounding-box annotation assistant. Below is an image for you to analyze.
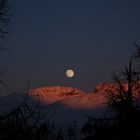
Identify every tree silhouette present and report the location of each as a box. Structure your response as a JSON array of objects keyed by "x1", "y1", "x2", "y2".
[
  {"x1": 0, "y1": 0, "x2": 10, "y2": 41},
  {"x1": 0, "y1": 0, "x2": 11, "y2": 86},
  {"x1": 81, "y1": 45, "x2": 140, "y2": 140},
  {"x1": 107, "y1": 58, "x2": 140, "y2": 124}
]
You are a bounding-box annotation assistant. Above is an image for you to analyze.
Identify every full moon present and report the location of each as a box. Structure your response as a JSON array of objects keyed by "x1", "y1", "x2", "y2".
[{"x1": 66, "y1": 69, "x2": 74, "y2": 78}]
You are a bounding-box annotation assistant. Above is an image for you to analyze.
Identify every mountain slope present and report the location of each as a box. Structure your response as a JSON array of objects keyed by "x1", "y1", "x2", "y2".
[
  {"x1": 2, "y1": 82, "x2": 140, "y2": 126},
  {"x1": 26, "y1": 86, "x2": 114, "y2": 126}
]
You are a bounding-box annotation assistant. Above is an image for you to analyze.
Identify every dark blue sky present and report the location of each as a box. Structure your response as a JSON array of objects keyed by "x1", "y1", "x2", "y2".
[{"x1": 1, "y1": 0, "x2": 140, "y2": 93}]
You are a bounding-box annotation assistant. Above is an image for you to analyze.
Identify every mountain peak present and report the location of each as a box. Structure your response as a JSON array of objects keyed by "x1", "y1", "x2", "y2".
[{"x1": 28, "y1": 86, "x2": 84, "y2": 104}]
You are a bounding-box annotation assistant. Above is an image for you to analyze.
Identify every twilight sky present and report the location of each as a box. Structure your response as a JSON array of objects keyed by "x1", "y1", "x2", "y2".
[{"x1": 1, "y1": 0, "x2": 140, "y2": 93}]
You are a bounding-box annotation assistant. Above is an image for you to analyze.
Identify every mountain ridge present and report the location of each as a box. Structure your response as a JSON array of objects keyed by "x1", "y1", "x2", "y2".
[{"x1": 1, "y1": 82, "x2": 140, "y2": 126}]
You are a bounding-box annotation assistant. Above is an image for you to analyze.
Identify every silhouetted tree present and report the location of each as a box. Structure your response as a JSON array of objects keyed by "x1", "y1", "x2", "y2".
[
  {"x1": 67, "y1": 122, "x2": 78, "y2": 140},
  {"x1": 0, "y1": 0, "x2": 11, "y2": 86},
  {"x1": 81, "y1": 44, "x2": 140, "y2": 140},
  {"x1": 0, "y1": 83, "x2": 44, "y2": 140},
  {"x1": 81, "y1": 117, "x2": 96, "y2": 139},
  {"x1": 108, "y1": 59, "x2": 138, "y2": 120},
  {"x1": 0, "y1": 0, "x2": 10, "y2": 41},
  {"x1": 0, "y1": 1, "x2": 58, "y2": 139}
]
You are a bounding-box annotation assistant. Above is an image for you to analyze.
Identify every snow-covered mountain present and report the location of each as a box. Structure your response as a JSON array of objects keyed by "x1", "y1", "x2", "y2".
[
  {"x1": 25, "y1": 86, "x2": 113, "y2": 127},
  {"x1": 28, "y1": 86, "x2": 108, "y2": 109},
  {"x1": 1, "y1": 82, "x2": 140, "y2": 127},
  {"x1": 28, "y1": 86, "x2": 84, "y2": 105}
]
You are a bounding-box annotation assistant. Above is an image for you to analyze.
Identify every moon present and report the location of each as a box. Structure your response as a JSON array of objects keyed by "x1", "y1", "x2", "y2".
[{"x1": 66, "y1": 69, "x2": 74, "y2": 78}]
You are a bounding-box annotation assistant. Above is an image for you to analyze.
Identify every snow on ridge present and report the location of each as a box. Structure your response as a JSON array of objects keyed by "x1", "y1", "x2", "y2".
[{"x1": 28, "y1": 86, "x2": 84, "y2": 105}]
